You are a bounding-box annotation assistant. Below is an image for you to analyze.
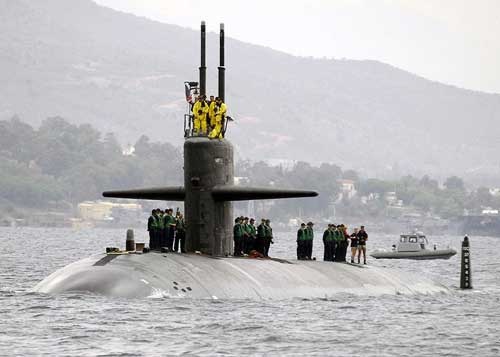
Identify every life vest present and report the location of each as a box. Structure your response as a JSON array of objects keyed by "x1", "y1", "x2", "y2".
[
  {"x1": 297, "y1": 228, "x2": 307, "y2": 241},
  {"x1": 233, "y1": 223, "x2": 243, "y2": 238},
  {"x1": 305, "y1": 227, "x2": 314, "y2": 240},
  {"x1": 249, "y1": 224, "x2": 257, "y2": 237},
  {"x1": 265, "y1": 225, "x2": 273, "y2": 239},
  {"x1": 334, "y1": 229, "x2": 344, "y2": 242},
  {"x1": 193, "y1": 100, "x2": 208, "y2": 116},
  {"x1": 164, "y1": 214, "x2": 176, "y2": 227},
  {"x1": 324, "y1": 229, "x2": 335, "y2": 242},
  {"x1": 158, "y1": 214, "x2": 166, "y2": 229},
  {"x1": 257, "y1": 224, "x2": 266, "y2": 238},
  {"x1": 151, "y1": 215, "x2": 160, "y2": 230},
  {"x1": 176, "y1": 218, "x2": 185, "y2": 231}
]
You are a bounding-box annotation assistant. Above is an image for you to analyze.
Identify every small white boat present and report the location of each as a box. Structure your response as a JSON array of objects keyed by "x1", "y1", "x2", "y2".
[{"x1": 371, "y1": 232, "x2": 456, "y2": 260}]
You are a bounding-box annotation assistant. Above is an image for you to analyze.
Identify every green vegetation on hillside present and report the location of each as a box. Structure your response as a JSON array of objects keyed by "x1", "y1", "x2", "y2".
[
  {"x1": 1, "y1": 117, "x2": 498, "y2": 222},
  {"x1": 0, "y1": 117, "x2": 182, "y2": 211},
  {"x1": 2, "y1": 0, "x2": 500, "y2": 180}
]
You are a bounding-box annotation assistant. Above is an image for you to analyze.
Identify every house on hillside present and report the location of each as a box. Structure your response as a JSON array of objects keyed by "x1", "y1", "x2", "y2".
[
  {"x1": 337, "y1": 179, "x2": 357, "y2": 201},
  {"x1": 481, "y1": 208, "x2": 499, "y2": 216},
  {"x1": 77, "y1": 200, "x2": 143, "y2": 227},
  {"x1": 489, "y1": 188, "x2": 500, "y2": 197}
]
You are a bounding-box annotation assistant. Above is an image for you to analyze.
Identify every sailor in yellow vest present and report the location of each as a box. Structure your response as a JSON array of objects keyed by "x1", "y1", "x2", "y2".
[
  {"x1": 192, "y1": 95, "x2": 209, "y2": 135},
  {"x1": 208, "y1": 95, "x2": 217, "y2": 130},
  {"x1": 208, "y1": 97, "x2": 227, "y2": 139}
]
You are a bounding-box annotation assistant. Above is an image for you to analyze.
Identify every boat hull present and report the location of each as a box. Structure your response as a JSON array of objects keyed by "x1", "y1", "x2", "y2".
[{"x1": 370, "y1": 249, "x2": 457, "y2": 260}]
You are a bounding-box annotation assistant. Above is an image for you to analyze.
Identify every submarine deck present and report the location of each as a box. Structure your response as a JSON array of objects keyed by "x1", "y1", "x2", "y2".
[{"x1": 34, "y1": 252, "x2": 448, "y2": 299}]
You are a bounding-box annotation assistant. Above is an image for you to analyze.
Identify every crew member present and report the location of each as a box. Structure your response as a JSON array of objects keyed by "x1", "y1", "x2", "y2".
[
  {"x1": 148, "y1": 210, "x2": 156, "y2": 249},
  {"x1": 297, "y1": 223, "x2": 307, "y2": 260},
  {"x1": 247, "y1": 218, "x2": 257, "y2": 254},
  {"x1": 164, "y1": 208, "x2": 176, "y2": 251},
  {"x1": 233, "y1": 217, "x2": 244, "y2": 256},
  {"x1": 208, "y1": 97, "x2": 226, "y2": 139},
  {"x1": 157, "y1": 209, "x2": 165, "y2": 249},
  {"x1": 256, "y1": 218, "x2": 266, "y2": 254},
  {"x1": 340, "y1": 224, "x2": 350, "y2": 261},
  {"x1": 150, "y1": 209, "x2": 162, "y2": 250},
  {"x1": 334, "y1": 224, "x2": 344, "y2": 262},
  {"x1": 174, "y1": 213, "x2": 186, "y2": 253},
  {"x1": 242, "y1": 217, "x2": 250, "y2": 254},
  {"x1": 305, "y1": 222, "x2": 314, "y2": 260},
  {"x1": 208, "y1": 95, "x2": 217, "y2": 130},
  {"x1": 264, "y1": 219, "x2": 273, "y2": 257},
  {"x1": 192, "y1": 95, "x2": 209, "y2": 135},
  {"x1": 349, "y1": 228, "x2": 359, "y2": 263},
  {"x1": 323, "y1": 224, "x2": 335, "y2": 261},
  {"x1": 357, "y1": 225, "x2": 368, "y2": 264}
]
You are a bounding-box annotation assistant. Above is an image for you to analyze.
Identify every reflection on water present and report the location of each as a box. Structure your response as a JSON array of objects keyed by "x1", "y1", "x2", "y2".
[{"x1": 0, "y1": 227, "x2": 499, "y2": 356}]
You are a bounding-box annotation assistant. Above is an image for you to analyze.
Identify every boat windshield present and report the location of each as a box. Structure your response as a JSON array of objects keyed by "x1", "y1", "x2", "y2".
[{"x1": 399, "y1": 234, "x2": 428, "y2": 245}]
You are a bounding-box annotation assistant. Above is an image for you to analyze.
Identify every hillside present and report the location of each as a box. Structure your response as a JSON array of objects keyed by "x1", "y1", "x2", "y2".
[{"x1": 1, "y1": 0, "x2": 500, "y2": 180}]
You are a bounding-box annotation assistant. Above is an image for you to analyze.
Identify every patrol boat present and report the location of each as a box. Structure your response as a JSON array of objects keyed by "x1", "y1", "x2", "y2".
[
  {"x1": 371, "y1": 232, "x2": 457, "y2": 260},
  {"x1": 34, "y1": 22, "x2": 448, "y2": 299}
]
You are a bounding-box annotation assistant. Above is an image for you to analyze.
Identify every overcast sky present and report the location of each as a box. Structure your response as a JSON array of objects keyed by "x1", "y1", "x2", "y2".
[{"x1": 94, "y1": 0, "x2": 500, "y2": 94}]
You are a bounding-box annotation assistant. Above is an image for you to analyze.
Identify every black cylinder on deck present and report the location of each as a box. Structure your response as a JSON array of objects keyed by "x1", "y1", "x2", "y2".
[
  {"x1": 218, "y1": 23, "x2": 225, "y2": 102},
  {"x1": 460, "y1": 236, "x2": 472, "y2": 289},
  {"x1": 184, "y1": 137, "x2": 234, "y2": 256},
  {"x1": 199, "y1": 21, "x2": 207, "y2": 96},
  {"x1": 126, "y1": 229, "x2": 135, "y2": 251}
]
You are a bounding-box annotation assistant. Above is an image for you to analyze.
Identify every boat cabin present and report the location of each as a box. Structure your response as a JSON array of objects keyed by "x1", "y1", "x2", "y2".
[{"x1": 396, "y1": 233, "x2": 428, "y2": 252}]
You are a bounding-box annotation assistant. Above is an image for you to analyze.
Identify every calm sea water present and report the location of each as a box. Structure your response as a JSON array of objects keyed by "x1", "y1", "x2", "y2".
[{"x1": 0, "y1": 227, "x2": 499, "y2": 356}]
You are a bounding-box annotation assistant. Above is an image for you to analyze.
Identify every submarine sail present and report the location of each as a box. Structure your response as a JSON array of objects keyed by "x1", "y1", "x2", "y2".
[{"x1": 103, "y1": 22, "x2": 317, "y2": 256}]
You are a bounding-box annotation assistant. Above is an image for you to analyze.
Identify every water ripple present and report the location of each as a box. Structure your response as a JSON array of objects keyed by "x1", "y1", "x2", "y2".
[{"x1": 0, "y1": 228, "x2": 499, "y2": 356}]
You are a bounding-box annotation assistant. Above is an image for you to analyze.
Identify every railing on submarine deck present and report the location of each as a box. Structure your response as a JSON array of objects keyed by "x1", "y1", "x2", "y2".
[{"x1": 183, "y1": 112, "x2": 231, "y2": 139}]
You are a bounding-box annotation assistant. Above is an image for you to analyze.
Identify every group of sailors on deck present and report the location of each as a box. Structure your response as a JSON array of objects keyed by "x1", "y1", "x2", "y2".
[
  {"x1": 233, "y1": 217, "x2": 274, "y2": 258},
  {"x1": 147, "y1": 211, "x2": 368, "y2": 264},
  {"x1": 298, "y1": 223, "x2": 368, "y2": 264},
  {"x1": 147, "y1": 208, "x2": 186, "y2": 253}
]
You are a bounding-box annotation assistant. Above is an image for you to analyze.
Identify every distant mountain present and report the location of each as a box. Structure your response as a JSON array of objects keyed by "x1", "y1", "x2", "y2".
[{"x1": 1, "y1": 0, "x2": 500, "y2": 181}]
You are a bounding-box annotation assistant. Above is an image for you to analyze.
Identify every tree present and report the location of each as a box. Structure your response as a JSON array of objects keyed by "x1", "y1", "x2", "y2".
[
  {"x1": 419, "y1": 175, "x2": 438, "y2": 190},
  {"x1": 444, "y1": 176, "x2": 465, "y2": 191},
  {"x1": 0, "y1": 116, "x2": 38, "y2": 163},
  {"x1": 342, "y1": 169, "x2": 359, "y2": 182},
  {"x1": 358, "y1": 178, "x2": 394, "y2": 196}
]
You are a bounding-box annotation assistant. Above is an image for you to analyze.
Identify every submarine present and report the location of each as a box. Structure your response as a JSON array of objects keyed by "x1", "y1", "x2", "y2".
[{"x1": 34, "y1": 22, "x2": 447, "y2": 298}]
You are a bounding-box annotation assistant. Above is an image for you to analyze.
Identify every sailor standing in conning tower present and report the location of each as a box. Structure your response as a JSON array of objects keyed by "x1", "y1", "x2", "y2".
[
  {"x1": 192, "y1": 95, "x2": 209, "y2": 135},
  {"x1": 208, "y1": 97, "x2": 227, "y2": 139}
]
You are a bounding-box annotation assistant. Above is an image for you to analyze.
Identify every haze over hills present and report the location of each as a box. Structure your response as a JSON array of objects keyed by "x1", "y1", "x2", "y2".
[{"x1": 1, "y1": 0, "x2": 500, "y2": 182}]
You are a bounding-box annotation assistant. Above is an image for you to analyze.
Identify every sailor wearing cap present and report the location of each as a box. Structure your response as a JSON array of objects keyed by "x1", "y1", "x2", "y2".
[
  {"x1": 305, "y1": 222, "x2": 314, "y2": 260},
  {"x1": 297, "y1": 223, "x2": 307, "y2": 259}
]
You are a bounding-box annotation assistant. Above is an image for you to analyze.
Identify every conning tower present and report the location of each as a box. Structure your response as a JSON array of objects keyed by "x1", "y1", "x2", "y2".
[{"x1": 103, "y1": 22, "x2": 317, "y2": 256}]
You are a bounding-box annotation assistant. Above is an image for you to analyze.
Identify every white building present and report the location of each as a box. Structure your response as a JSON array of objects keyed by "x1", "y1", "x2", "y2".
[
  {"x1": 337, "y1": 179, "x2": 357, "y2": 200},
  {"x1": 78, "y1": 200, "x2": 142, "y2": 221},
  {"x1": 489, "y1": 188, "x2": 500, "y2": 197}
]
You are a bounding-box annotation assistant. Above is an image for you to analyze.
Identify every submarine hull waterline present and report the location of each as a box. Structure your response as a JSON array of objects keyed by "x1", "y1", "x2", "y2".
[{"x1": 34, "y1": 253, "x2": 448, "y2": 299}]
